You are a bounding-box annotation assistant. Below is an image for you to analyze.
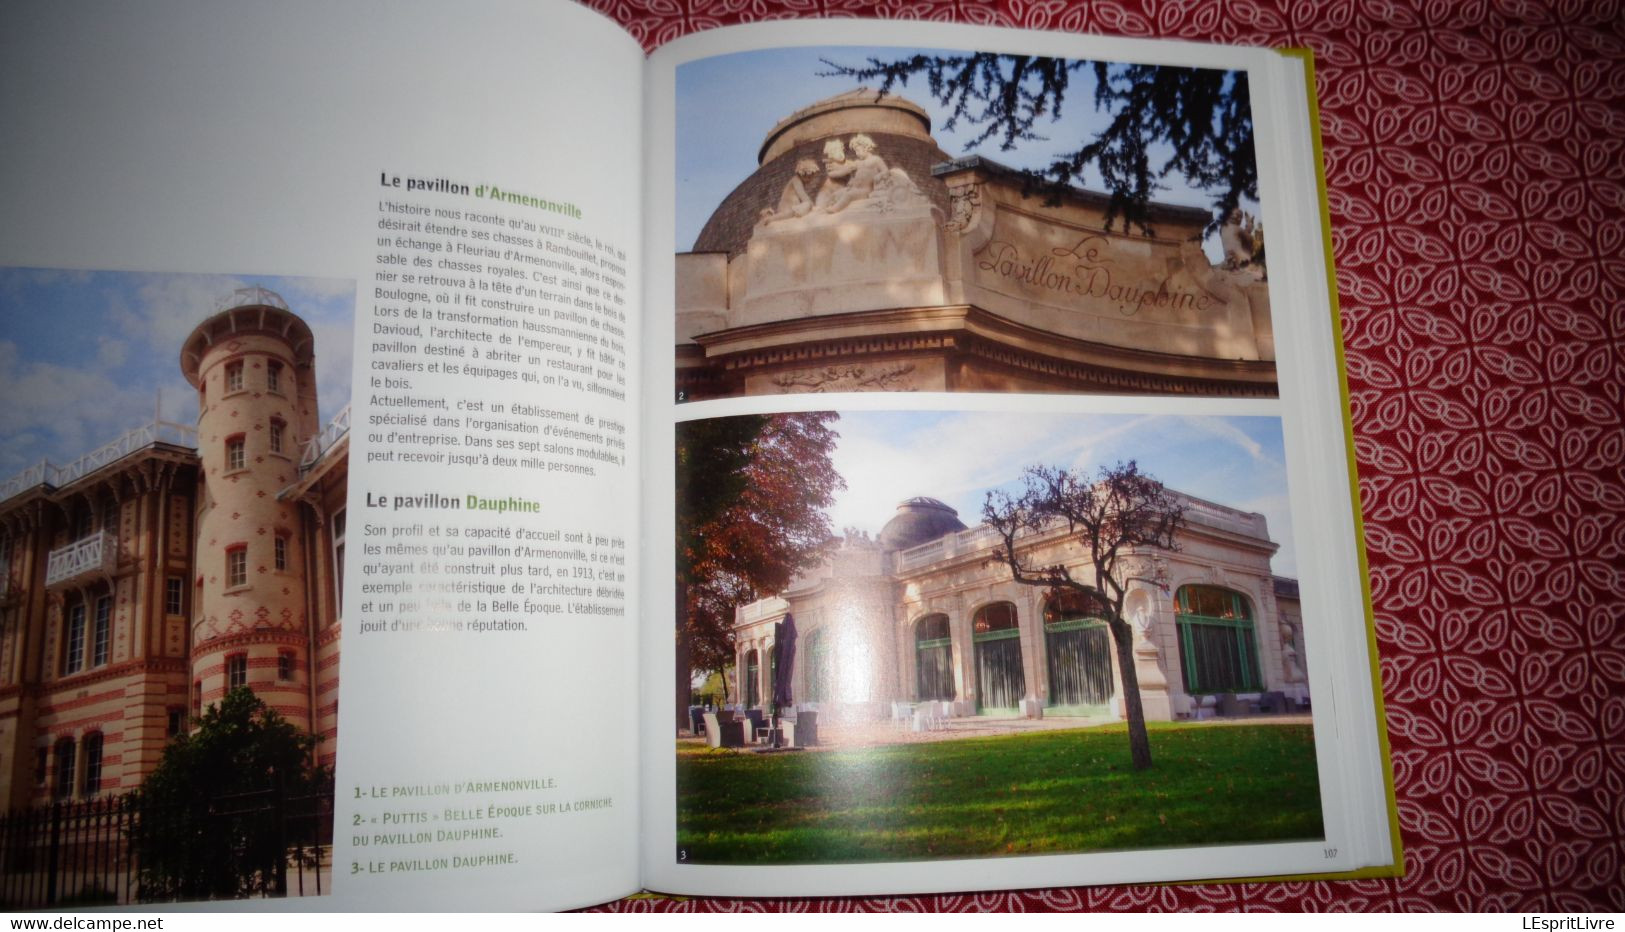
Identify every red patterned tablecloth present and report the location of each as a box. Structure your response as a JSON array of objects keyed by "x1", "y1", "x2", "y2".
[{"x1": 593, "y1": 0, "x2": 1625, "y2": 912}]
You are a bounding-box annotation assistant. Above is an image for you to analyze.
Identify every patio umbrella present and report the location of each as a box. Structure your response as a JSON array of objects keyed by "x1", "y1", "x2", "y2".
[{"x1": 771, "y1": 613, "x2": 797, "y2": 720}]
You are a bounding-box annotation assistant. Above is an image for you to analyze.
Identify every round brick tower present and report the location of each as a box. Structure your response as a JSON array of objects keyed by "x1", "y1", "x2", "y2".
[{"x1": 179, "y1": 287, "x2": 320, "y2": 730}]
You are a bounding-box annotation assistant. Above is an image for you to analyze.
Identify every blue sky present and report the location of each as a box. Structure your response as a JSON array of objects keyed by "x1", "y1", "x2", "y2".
[
  {"x1": 825, "y1": 410, "x2": 1297, "y2": 577},
  {"x1": 676, "y1": 46, "x2": 1255, "y2": 254},
  {"x1": 0, "y1": 268, "x2": 354, "y2": 479}
]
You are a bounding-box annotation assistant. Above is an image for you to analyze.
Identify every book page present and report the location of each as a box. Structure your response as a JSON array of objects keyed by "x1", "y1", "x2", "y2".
[
  {"x1": 640, "y1": 20, "x2": 1394, "y2": 897},
  {"x1": 0, "y1": 0, "x2": 642, "y2": 911}
]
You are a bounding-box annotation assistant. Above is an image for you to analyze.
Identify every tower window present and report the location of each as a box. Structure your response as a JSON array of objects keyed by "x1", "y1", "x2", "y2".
[
  {"x1": 226, "y1": 435, "x2": 246, "y2": 472},
  {"x1": 274, "y1": 534, "x2": 289, "y2": 571},
  {"x1": 226, "y1": 653, "x2": 248, "y2": 690},
  {"x1": 278, "y1": 650, "x2": 295, "y2": 681},
  {"x1": 166, "y1": 575, "x2": 185, "y2": 616},
  {"x1": 226, "y1": 546, "x2": 247, "y2": 588},
  {"x1": 225, "y1": 361, "x2": 244, "y2": 392},
  {"x1": 269, "y1": 418, "x2": 286, "y2": 455},
  {"x1": 266, "y1": 361, "x2": 283, "y2": 393}
]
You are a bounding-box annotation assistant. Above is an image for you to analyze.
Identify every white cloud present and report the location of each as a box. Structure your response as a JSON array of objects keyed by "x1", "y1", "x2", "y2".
[
  {"x1": 0, "y1": 340, "x2": 153, "y2": 467},
  {"x1": 1177, "y1": 415, "x2": 1269, "y2": 463}
]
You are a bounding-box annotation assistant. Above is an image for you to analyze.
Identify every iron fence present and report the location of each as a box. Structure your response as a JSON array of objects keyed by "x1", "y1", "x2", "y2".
[{"x1": 0, "y1": 789, "x2": 332, "y2": 908}]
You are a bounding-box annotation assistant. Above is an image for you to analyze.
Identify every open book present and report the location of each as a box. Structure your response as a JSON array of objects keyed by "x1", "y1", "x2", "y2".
[{"x1": 0, "y1": 0, "x2": 1399, "y2": 911}]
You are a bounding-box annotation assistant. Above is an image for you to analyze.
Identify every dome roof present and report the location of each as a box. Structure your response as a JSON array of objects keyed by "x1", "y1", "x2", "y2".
[
  {"x1": 179, "y1": 288, "x2": 314, "y2": 385},
  {"x1": 690, "y1": 89, "x2": 954, "y2": 258},
  {"x1": 878, "y1": 497, "x2": 967, "y2": 551}
]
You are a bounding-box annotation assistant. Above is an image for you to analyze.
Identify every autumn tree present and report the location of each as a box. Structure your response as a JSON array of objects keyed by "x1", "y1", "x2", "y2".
[
  {"x1": 821, "y1": 54, "x2": 1255, "y2": 237},
  {"x1": 982, "y1": 462, "x2": 1184, "y2": 770},
  {"x1": 675, "y1": 412, "x2": 844, "y2": 729}
]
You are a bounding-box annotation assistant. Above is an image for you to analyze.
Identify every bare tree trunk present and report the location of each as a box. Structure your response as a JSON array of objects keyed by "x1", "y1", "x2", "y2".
[
  {"x1": 1110, "y1": 617, "x2": 1153, "y2": 770},
  {"x1": 676, "y1": 580, "x2": 692, "y2": 735}
]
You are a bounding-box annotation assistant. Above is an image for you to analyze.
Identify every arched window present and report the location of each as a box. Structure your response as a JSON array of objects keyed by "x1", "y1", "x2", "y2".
[
  {"x1": 972, "y1": 602, "x2": 1024, "y2": 712},
  {"x1": 1175, "y1": 585, "x2": 1262, "y2": 694},
  {"x1": 81, "y1": 733, "x2": 104, "y2": 797},
  {"x1": 1043, "y1": 591, "x2": 1114, "y2": 708},
  {"x1": 743, "y1": 650, "x2": 760, "y2": 709},
  {"x1": 53, "y1": 737, "x2": 75, "y2": 801},
  {"x1": 914, "y1": 614, "x2": 953, "y2": 702}
]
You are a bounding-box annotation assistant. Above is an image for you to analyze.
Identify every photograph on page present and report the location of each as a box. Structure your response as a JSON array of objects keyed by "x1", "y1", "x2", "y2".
[
  {"x1": 0, "y1": 268, "x2": 354, "y2": 903},
  {"x1": 673, "y1": 46, "x2": 1274, "y2": 403},
  {"x1": 673, "y1": 408, "x2": 1320, "y2": 865}
]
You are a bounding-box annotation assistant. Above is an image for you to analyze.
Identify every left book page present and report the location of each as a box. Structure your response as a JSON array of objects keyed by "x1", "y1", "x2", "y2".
[{"x1": 0, "y1": 0, "x2": 644, "y2": 911}]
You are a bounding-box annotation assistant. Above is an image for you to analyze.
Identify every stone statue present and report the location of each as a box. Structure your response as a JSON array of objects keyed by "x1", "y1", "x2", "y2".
[
  {"x1": 758, "y1": 158, "x2": 821, "y2": 227},
  {"x1": 1282, "y1": 618, "x2": 1307, "y2": 682},
  {"x1": 1220, "y1": 209, "x2": 1265, "y2": 272},
  {"x1": 821, "y1": 134, "x2": 925, "y2": 215},
  {"x1": 1132, "y1": 603, "x2": 1155, "y2": 639},
  {"x1": 812, "y1": 139, "x2": 850, "y2": 211}
]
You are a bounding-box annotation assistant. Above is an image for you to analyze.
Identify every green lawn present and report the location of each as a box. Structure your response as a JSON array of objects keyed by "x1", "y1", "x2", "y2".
[{"x1": 676, "y1": 722, "x2": 1322, "y2": 864}]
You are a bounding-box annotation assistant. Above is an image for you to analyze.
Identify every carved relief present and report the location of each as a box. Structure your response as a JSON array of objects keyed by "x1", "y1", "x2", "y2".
[
  {"x1": 755, "y1": 135, "x2": 928, "y2": 234},
  {"x1": 821, "y1": 134, "x2": 925, "y2": 214},
  {"x1": 944, "y1": 179, "x2": 983, "y2": 232},
  {"x1": 770, "y1": 363, "x2": 917, "y2": 393},
  {"x1": 758, "y1": 158, "x2": 822, "y2": 227}
]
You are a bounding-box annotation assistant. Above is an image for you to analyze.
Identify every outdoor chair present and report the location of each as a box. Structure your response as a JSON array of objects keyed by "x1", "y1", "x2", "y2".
[
  {"x1": 913, "y1": 702, "x2": 943, "y2": 732},
  {"x1": 891, "y1": 701, "x2": 914, "y2": 730},
  {"x1": 703, "y1": 712, "x2": 745, "y2": 749},
  {"x1": 784, "y1": 709, "x2": 817, "y2": 747},
  {"x1": 1193, "y1": 695, "x2": 1217, "y2": 720},
  {"x1": 743, "y1": 708, "x2": 766, "y2": 743}
]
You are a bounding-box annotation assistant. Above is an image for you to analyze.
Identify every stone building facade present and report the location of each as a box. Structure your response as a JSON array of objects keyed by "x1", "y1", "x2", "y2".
[
  {"x1": 0, "y1": 287, "x2": 347, "y2": 811},
  {"x1": 732, "y1": 495, "x2": 1308, "y2": 724},
  {"x1": 678, "y1": 90, "x2": 1275, "y2": 400}
]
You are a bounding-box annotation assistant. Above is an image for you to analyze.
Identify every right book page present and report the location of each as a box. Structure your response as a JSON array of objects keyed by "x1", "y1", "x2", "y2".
[{"x1": 639, "y1": 19, "x2": 1399, "y2": 898}]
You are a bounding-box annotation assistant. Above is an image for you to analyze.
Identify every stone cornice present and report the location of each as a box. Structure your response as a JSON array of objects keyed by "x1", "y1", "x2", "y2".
[{"x1": 694, "y1": 304, "x2": 1278, "y2": 397}]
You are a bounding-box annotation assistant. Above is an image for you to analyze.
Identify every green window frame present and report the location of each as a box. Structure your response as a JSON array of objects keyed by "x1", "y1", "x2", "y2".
[
  {"x1": 914, "y1": 614, "x2": 954, "y2": 702},
  {"x1": 1175, "y1": 585, "x2": 1263, "y2": 694},
  {"x1": 972, "y1": 602, "x2": 1024, "y2": 711},
  {"x1": 1042, "y1": 592, "x2": 1114, "y2": 709}
]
